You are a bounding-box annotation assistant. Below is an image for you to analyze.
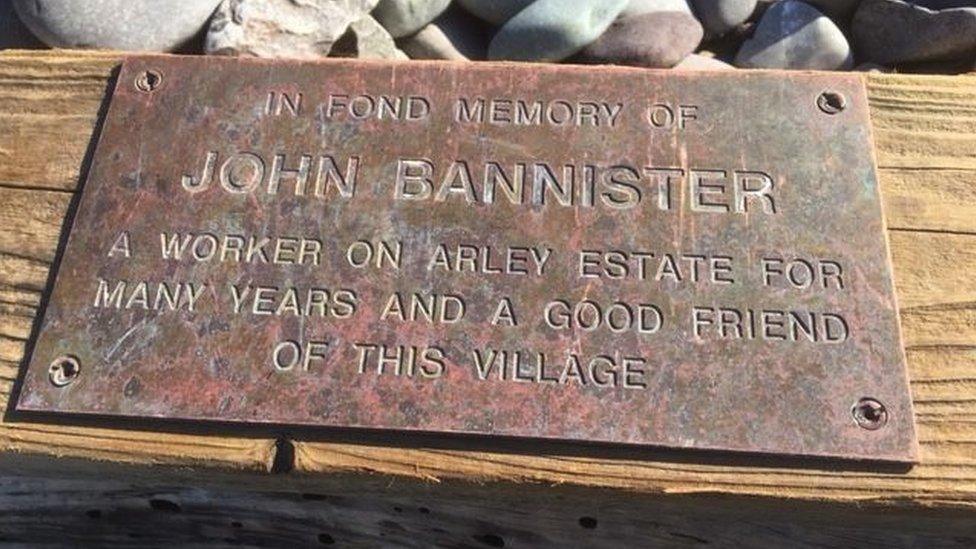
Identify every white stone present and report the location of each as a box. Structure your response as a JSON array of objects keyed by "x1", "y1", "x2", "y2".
[{"x1": 205, "y1": 0, "x2": 378, "y2": 58}]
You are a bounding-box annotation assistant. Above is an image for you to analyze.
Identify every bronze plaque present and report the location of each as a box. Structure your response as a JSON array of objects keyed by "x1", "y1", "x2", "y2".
[{"x1": 17, "y1": 55, "x2": 918, "y2": 462}]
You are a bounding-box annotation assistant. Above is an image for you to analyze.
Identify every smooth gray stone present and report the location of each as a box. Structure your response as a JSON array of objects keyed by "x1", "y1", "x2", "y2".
[
  {"x1": 734, "y1": 0, "x2": 853, "y2": 69},
  {"x1": 0, "y1": 3, "x2": 43, "y2": 49},
  {"x1": 623, "y1": 0, "x2": 695, "y2": 16},
  {"x1": 692, "y1": 0, "x2": 758, "y2": 35},
  {"x1": 13, "y1": 0, "x2": 220, "y2": 51},
  {"x1": 456, "y1": 0, "x2": 534, "y2": 24},
  {"x1": 488, "y1": 0, "x2": 629, "y2": 61},
  {"x1": 853, "y1": 0, "x2": 976, "y2": 64},
  {"x1": 205, "y1": 0, "x2": 379, "y2": 58},
  {"x1": 398, "y1": 7, "x2": 488, "y2": 60},
  {"x1": 372, "y1": 0, "x2": 451, "y2": 38},
  {"x1": 578, "y1": 11, "x2": 703, "y2": 68}
]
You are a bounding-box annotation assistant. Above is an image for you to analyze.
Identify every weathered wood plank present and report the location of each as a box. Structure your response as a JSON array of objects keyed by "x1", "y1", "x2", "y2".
[
  {"x1": 0, "y1": 50, "x2": 974, "y2": 510},
  {"x1": 0, "y1": 50, "x2": 116, "y2": 192},
  {"x1": 0, "y1": 473, "x2": 972, "y2": 548},
  {"x1": 870, "y1": 73, "x2": 976, "y2": 236}
]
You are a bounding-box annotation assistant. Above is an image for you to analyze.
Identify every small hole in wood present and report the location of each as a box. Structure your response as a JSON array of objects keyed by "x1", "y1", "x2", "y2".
[
  {"x1": 670, "y1": 531, "x2": 709, "y2": 544},
  {"x1": 578, "y1": 516, "x2": 598, "y2": 529},
  {"x1": 318, "y1": 532, "x2": 335, "y2": 545},
  {"x1": 418, "y1": 506, "x2": 430, "y2": 514},
  {"x1": 473, "y1": 533, "x2": 505, "y2": 547},
  {"x1": 231, "y1": 521, "x2": 243, "y2": 528},
  {"x1": 149, "y1": 498, "x2": 181, "y2": 513},
  {"x1": 379, "y1": 519, "x2": 406, "y2": 532}
]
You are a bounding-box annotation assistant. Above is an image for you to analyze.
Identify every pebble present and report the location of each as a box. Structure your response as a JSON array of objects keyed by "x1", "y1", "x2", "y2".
[
  {"x1": 691, "y1": 0, "x2": 758, "y2": 36},
  {"x1": 734, "y1": 0, "x2": 853, "y2": 70},
  {"x1": 577, "y1": 12, "x2": 703, "y2": 68},
  {"x1": 372, "y1": 0, "x2": 451, "y2": 38},
  {"x1": 623, "y1": 0, "x2": 695, "y2": 16},
  {"x1": 674, "y1": 53, "x2": 736, "y2": 69},
  {"x1": 456, "y1": 0, "x2": 534, "y2": 25},
  {"x1": 488, "y1": 0, "x2": 629, "y2": 61},
  {"x1": 205, "y1": 0, "x2": 378, "y2": 58},
  {"x1": 0, "y1": 2, "x2": 43, "y2": 49},
  {"x1": 399, "y1": 7, "x2": 488, "y2": 60},
  {"x1": 852, "y1": 0, "x2": 976, "y2": 65},
  {"x1": 333, "y1": 15, "x2": 408, "y2": 59},
  {"x1": 13, "y1": 0, "x2": 221, "y2": 51}
]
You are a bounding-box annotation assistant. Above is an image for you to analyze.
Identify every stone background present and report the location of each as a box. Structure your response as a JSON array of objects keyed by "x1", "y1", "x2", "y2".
[{"x1": 3, "y1": 0, "x2": 976, "y2": 73}]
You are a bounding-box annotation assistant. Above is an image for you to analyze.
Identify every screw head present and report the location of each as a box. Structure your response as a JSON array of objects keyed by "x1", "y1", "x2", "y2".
[
  {"x1": 817, "y1": 91, "x2": 846, "y2": 114},
  {"x1": 48, "y1": 355, "x2": 81, "y2": 387},
  {"x1": 852, "y1": 397, "x2": 887, "y2": 430},
  {"x1": 134, "y1": 69, "x2": 162, "y2": 93}
]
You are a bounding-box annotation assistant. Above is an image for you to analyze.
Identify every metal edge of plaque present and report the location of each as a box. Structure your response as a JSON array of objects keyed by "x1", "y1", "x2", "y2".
[{"x1": 15, "y1": 55, "x2": 919, "y2": 464}]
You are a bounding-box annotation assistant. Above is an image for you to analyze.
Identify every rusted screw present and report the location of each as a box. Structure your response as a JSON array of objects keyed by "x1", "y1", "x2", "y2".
[
  {"x1": 852, "y1": 397, "x2": 887, "y2": 430},
  {"x1": 817, "y1": 91, "x2": 846, "y2": 114},
  {"x1": 134, "y1": 69, "x2": 162, "y2": 93},
  {"x1": 48, "y1": 355, "x2": 81, "y2": 387}
]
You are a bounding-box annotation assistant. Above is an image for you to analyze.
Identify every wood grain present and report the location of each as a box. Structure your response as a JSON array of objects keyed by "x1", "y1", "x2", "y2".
[
  {"x1": 0, "y1": 50, "x2": 276, "y2": 472},
  {"x1": 0, "y1": 50, "x2": 973, "y2": 509},
  {"x1": 0, "y1": 475, "x2": 972, "y2": 548}
]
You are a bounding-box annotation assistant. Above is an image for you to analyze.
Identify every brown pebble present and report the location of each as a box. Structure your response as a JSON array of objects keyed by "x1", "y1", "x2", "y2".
[{"x1": 577, "y1": 11, "x2": 703, "y2": 68}]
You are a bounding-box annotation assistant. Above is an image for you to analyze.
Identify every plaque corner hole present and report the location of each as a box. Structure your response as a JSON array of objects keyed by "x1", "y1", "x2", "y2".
[
  {"x1": 134, "y1": 69, "x2": 163, "y2": 93},
  {"x1": 48, "y1": 355, "x2": 81, "y2": 387},
  {"x1": 817, "y1": 90, "x2": 847, "y2": 115},
  {"x1": 852, "y1": 397, "x2": 887, "y2": 430}
]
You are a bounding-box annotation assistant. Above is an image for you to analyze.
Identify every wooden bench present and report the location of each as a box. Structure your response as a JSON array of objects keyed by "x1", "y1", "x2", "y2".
[{"x1": 0, "y1": 50, "x2": 973, "y2": 546}]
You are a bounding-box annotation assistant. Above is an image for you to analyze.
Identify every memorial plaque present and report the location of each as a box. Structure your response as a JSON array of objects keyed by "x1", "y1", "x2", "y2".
[{"x1": 17, "y1": 55, "x2": 918, "y2": 462}]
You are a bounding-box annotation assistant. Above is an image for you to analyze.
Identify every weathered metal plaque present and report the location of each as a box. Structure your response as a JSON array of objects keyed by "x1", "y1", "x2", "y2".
[{"x1": 17, "y1": 55, "x2": 918, "y2": 462}]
